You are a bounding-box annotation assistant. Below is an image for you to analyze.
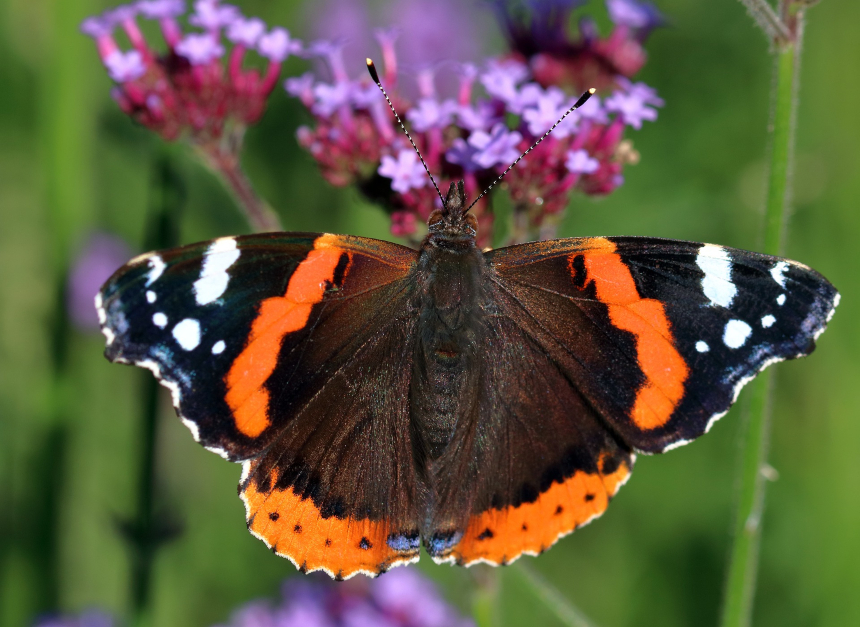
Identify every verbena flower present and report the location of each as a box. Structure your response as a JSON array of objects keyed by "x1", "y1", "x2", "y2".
[
  {"x1": 492, "y1": 0, "x2": 665, "y2": 92},
  {"x1": 285, "y1": 0, "x2": 662, "y2": 244},
  {"x1": 33, "y1": 609, "x2": 117, "y2": 627},
  {"x1": 67, "y1": 232, "x2": 132, "y2": 332},
  {"x1": 213, "y1": 570, "x2": 473, "y2": 627},
  {"x1": 81, "y1": 1, "x2": 301, "y2": 147}
]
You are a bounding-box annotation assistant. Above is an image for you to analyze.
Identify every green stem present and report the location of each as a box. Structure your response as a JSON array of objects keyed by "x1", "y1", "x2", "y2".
[
  {"x1": 127, "y1": 155, "x2": 185, "y2": 627},
  {"x1": 720, "y1": 6, "x2": 804, "y2": 627},
  {"x1": 472, "y1": 567, "x2": 501, "y2": 627},
  {"x1": 195, "y1": 134, "x2": 282, "y2": 233},
  {"x1": 515, "y1": 563, "x2": 597, "y2": 627},
  {"x1": 129, "y1": 375, "x2": 161, "y2": 627}
]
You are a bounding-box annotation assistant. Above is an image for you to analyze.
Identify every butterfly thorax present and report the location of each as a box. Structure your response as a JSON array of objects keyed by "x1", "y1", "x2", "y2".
[{"x1": 410, "y1": 182, "x2": 487, "y2": 462}]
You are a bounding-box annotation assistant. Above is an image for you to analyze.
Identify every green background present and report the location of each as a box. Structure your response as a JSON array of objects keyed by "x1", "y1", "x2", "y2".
[{"x1": 1, "y1": 0, "x2": 858, "y2": 625}]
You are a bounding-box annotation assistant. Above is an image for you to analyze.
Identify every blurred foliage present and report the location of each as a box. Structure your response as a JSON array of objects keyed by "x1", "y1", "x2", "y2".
[{"x1": 1, "y1": 1, "x2": 858, "y2": 626}]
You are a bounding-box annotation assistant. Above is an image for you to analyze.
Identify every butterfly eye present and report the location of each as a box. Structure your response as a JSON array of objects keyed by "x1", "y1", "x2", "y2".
[
  {"x1": 464, "y1": 214, "x2": 478, "y2": 235},
  {"x1": 428, "y1": 211, "x2": 444, "y2": 230}
]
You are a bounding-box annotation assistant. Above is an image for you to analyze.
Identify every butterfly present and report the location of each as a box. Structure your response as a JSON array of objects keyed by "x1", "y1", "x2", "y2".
[{"x1": 96, "y1": 177, "x2": 838, "y2": 579}]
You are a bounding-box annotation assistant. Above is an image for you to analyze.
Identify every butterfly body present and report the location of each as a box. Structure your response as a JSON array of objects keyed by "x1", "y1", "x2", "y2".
[
  {"x1": 97, "y1": 181, "x2": 838, "y2": 579},
  {"x1": 412, "y1": 183, "x2": 488, "y2": 463}
]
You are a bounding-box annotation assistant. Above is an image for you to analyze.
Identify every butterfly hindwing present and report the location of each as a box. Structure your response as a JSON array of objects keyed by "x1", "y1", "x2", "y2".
[
  {"x1": 424, "y1": 310, "x2": 635, "y2": 566},
  {"x1": 486, "y1": 236, "x2": 839, "y2": 453},
  {"x1": 98, "y1": 232, "x2": 424, "y2": 577}
]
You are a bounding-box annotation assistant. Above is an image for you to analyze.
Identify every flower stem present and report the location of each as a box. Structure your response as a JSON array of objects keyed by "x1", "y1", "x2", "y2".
[
  {"x1": 128, "y1": 155, "x2": 185, "y2": 627},
  {"x1": 736, "y1": 0, "x2": 791, "y2": 43},
  {"x1": 720, "y1": 5, "x2": 804, "y2": 627},
  {"x1": 196, "y1": 138, "x2": 282, "y2": 233},
  {"x1": 472, "y1": 567, "x2": 501, "y2": 627},
  {"x1": 515, "y1": 563, "x2": 598, "y2": 627}
]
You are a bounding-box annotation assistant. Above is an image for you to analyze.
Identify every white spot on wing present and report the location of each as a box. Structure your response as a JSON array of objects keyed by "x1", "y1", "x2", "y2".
[
  {"x1": 152, "y1": 312, "x2": 168, "y2": 328},
  {"x1": 146, "y1": 290, "x2": 156, "y2": 303},
  {"x1": 194, "y1": 238, "x2": 241, "y2": 306},
  {"x1": 777, "y1": 293, "x2": 786, "y2": 306},
  {"x1": 723, "y1": 319, "x2": 752, "y2": 349},
  {"x1": 770, "y1": 261, "x2": 789, "y2": 287},
  {"x1": 696, "y1": 341, "x2": 710, "y2": 353},
  {"x1": 696, "y1": 245, "x2": 737, "y2": 308},
  {"x1": 212, "y1": 340, "x2": 226, "y2": 355},
  {"x1": 95, "y1": 292, "x2": 115, "y2": 345},
  {"x1": 146, "y1": 255, "x2": 166, "y2": 286},
  {"x1": 761, "y1": 315, "x2": 776, "y2": 328},
  {"x1": 172, "y1": 318, "x2": 201, "y2": 351}
]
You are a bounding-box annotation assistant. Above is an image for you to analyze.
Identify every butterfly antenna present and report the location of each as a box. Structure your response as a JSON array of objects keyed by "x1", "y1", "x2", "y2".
[
  {"x1": 466, "y1": 88, "x2": 596, "y2": 212},
  {"x1": 366, "y1": 58, "x2": 444, "y2": 206}
]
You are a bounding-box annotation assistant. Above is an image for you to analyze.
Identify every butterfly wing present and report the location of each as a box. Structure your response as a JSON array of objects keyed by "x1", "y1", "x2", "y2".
[
  {"x1": 425, "y1": 235, "x2": 837, "y2": 565},
  {"x1": 98, "y1": 232, "x2": 423, "y2": 577},
  {"x1": 424, "y1": 313, "x2": 635, "y2": 566},
  {"x1": 486, "y1": 236, "x2": 838, "y2": 453}
]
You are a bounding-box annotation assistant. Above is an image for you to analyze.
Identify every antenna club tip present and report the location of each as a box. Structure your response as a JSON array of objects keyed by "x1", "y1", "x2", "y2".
[
  {"x1": 588, "y1": 87, "x2": 596, "y2": 94},
  {"x1": 366, "y1": 58, "x2": 381, "y2": 84}
]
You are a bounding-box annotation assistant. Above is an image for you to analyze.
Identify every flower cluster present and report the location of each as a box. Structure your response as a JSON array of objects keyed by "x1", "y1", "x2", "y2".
[
  {"x1": 215, "y1": 570, "x2": 473, "y2": 627},
  {"x1": 67, "y1": 232, "x2": 133, "y2": 332},
  {"x1": 287, "y1": 0, "x2": 664, "y2": 245},
  {"x1": 33, "y1": 610, "x2": 116, "y2": 627},
  {"x1": 81, "y1": 0, "x2": 301, "y2": 145},
  {"x1": 494, "y1": 0, "x2": 664, "y2": 92}
]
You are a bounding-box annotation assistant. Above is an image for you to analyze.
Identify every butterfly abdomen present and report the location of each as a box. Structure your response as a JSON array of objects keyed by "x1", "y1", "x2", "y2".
[{"x1": 410, "y1": 242, "x2": 488, "y2": 461}]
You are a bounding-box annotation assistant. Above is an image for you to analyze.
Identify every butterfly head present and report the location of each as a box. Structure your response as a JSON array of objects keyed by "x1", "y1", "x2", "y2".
[{"x1": 427, "y1": 180, "x2": 478, "y2": 245}]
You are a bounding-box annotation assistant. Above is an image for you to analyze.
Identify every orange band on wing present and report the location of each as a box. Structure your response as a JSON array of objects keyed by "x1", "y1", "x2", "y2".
[
  {"x1": 225, "y1": 235, "x2": 351, "y2": 437},
  {"x1": 242, "y1": 469, "x2": 417, "y2": 578},
  {"x1": 579, "y1": 238, "x2": 689, "y2": 430},
  {"x1": 448, "y1": 457, "x2": 631, "y2": 565}
]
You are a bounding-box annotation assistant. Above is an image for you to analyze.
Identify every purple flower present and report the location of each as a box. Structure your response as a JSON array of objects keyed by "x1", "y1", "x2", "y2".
[
  {"x1": 176, "y1": 32, "x2": 225, "y2": 64},
  {"x1": 491, "y1": 0, "x2": 587, "y2": 56},
  {"x1": 285, "y1": 72, "x2": 316, "y2": 102},
  {"x1": 445, "y1": 137, "x2": 480, "y2": 171},
  {"x1": 80, "y1": 16, "x2": 113, "y2": 38},
  {"x1": 372, "y1": 568, "x2": 469, "y2": 627},
  {"x1": 606, "y1": 0, "x2": 665, "y2": 34},
  {"x1": 67, "y1": 233, "x2": 132, "y2": 332},
  {"x1": 105, "y1": 5, "x2": 139, "y2": 25},
  {"x1": 213, "y1": 571, "x2": 473, "y2": 627},
  {"x1": 188, "y1": 0, "x2": 239, "y2": 31},
  {"x1": 469, "y1": 124, "x2": 523, "y2": 169},
  {"x1": 565, "y1": 148, "x2": 600, "y2": 174},
  {"x1": 387, "y1": 0, "x2": 489, "y2": 70},
  {"x1": 480, "y1": 59, "x2": 529, "y2": 103},
  {"x1": 305, "y1": 0, "x2": 375, "y2": 76},
  {"x1": 455, "y1": 101, "x2": 500, "y2": 132},
  {"x1": 257, "y1": 27, "x2": 301, "y2": 62},
  {"x1": 104, "y1": 49, "x2": 146, "y2": 82},
  {"x1": 617, "y1": 78, "x2": 665, "y2": 107},
  {"x1": 574, "y1": 94, "x2": 609, "y2": 124},
  {"x1": 604, "y1": 81, "x2": 662, "y2": 129},
  {"x1": 34, "y1": 610, "x2": 116, "y2": 627},
  {"x1": 136, "y1": 0, "x2": 186, "y2": 19},
  {"x1": 225, "y1": 16, "x2": 265, "y2": 47},
  {"x1": 379, "y1": 150, "x2": 428, "y2": 193},
  {"x1": 312, "y1": 81, "x2": 351, "y2": 117},
  {"x1": 350, "y1": 82, "x2": 381, "y2": 108},
  {"x1": 521, "y1": 87, "x2": 577, "y2": 137},
  {"x1": 407, "y1": 98, "x2": 457, "y2": 132},
  {"x1": 505, "y1": 82, "x2": 544, "y2": 115}
]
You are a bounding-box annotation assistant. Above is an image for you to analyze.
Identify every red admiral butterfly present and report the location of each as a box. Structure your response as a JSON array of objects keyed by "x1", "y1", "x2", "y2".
[{"x1": 96, "y1": 65, "x2": 838, "y2": 580}]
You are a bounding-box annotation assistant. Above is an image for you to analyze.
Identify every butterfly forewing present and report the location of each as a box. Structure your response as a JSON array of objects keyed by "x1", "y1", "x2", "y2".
[
  {"x1": 486, "y1": 236, "x2": 839, "y2": 453},
  {"x1": 98, "y1": 232, "x2": 424, "y2": 578}
]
